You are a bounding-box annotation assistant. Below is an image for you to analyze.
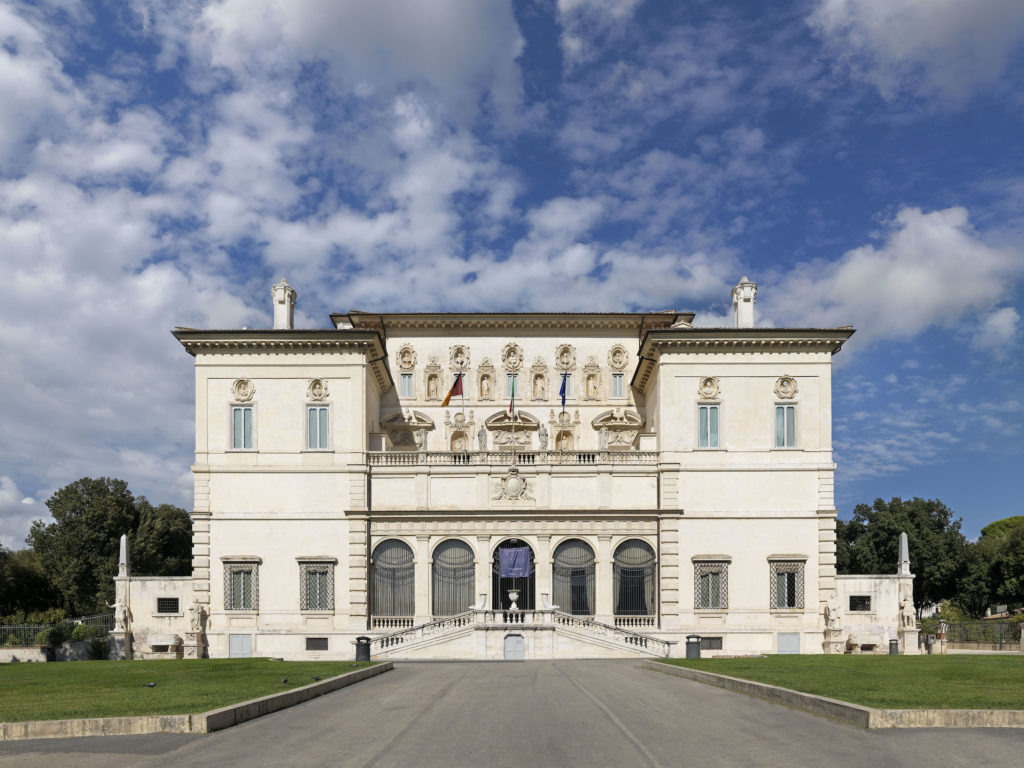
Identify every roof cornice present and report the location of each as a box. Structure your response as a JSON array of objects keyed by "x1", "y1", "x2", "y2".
[{"x1": 332, "y1": 311, "x2": 695, "y2": 335}]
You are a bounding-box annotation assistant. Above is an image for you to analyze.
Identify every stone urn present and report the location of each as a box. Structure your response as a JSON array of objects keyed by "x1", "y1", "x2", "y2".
[{"x1": 507, "y1": 589, "x2": 520, "y2": 611}]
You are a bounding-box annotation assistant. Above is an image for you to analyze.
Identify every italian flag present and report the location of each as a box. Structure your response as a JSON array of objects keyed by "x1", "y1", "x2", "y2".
[{"x1": 508, "y1": 376, "x2": 516, "y2": 417}]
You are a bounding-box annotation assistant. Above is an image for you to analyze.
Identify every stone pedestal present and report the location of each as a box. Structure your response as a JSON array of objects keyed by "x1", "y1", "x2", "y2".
[
  {"x1": 183, "y1": 631, "x2": 207, "y2": 659},
  {"x1": 899, "y1": 627, "x2": 920, "y2": 655},
  {"x1": 822, "y1": 628, "x2": 845, "y2": 654},
  {"x1": 108, "y1": 630, "x2": 133, "y2": 660}
]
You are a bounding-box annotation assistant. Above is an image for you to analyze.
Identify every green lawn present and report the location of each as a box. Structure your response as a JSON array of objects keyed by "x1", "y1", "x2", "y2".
[
  {"x1": 0, "y1": 659, "x2": 372, "y2": 722},
  {"x1": 658, "y1": 655, "x2": 1024, "y2": 710}
]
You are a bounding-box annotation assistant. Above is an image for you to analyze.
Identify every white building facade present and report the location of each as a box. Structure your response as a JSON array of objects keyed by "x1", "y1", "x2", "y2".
[{"x1": 122, "y1": 278, "x2": 903, "y2": 660}]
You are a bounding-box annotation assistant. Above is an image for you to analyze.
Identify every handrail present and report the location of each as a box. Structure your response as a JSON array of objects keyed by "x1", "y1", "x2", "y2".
[
  {"x1": 370, "y1": 611, "x2": 476, "y2": 650},
  {"x1": 551, "y1": 611, "x2": 671, "y2": 656}
]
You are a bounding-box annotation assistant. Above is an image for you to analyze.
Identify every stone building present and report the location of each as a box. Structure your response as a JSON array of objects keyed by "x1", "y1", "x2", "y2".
[{"x1": 114, "y1": 277, "x2": 915, "y2": 660}]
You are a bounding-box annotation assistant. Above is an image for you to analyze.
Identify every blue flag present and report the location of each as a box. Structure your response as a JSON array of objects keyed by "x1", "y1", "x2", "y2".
[
  {"x1": 499, "y1": 547, "x2": 530, "y2": 578},
  {"x1": 559, "y1": 373, "x2": 567, "y2": 409}
]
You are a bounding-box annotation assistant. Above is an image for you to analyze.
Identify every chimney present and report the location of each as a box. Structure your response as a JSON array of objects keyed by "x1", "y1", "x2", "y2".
[
  {"x1": 271, "y1": 278, "x2": 297, "y2": 330},
  {"x1": 731, "y1": 276, "x2": 757, "y2": 328}
]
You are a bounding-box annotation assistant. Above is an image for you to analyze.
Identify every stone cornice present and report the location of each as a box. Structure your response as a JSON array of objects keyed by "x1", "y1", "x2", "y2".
[
  {"x1": 333, "y1": 311, "x2": 693, "y2": 335},
  {"x1": 172, "y1": 329, "x2": 392, "y2": 392},
  {"x1": 631, "y1": 327, "x2": 855, "y2": 393}
]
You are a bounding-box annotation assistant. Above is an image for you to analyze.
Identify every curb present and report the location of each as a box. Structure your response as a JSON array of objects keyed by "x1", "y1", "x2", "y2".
[
  {"x1": 0, "y1": 662, "x2": 393, "y2": 742},
  {"x1": 642, "y1": 661, "x2": 1024, "y2": 729}
]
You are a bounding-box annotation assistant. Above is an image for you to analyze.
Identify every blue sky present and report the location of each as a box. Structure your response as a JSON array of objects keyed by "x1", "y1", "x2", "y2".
[{"x1": 0, "y1": 0, "x2": 1022, "y2": 546}]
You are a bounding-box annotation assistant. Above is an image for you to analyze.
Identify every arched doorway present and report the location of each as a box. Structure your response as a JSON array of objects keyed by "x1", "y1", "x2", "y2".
[
  {"x1": 552, "y1": 539, "x2": 595, "y2": 615},
  {"x1": 432, "y1": 539, "x2": 475, "y2": 616},
  {"x1": 613, "y1": 539, "x2": 656, "y2": 616},
  {"x1": 492, "y1": 538, "x2": 535, "y2": 610},
  {"x1": 371, "y1": 539, "x2": 414, "y2": 618}
]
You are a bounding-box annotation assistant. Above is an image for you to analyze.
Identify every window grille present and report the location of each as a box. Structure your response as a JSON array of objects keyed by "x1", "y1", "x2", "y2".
[
  {"x1": 224, "y1": 563, "x2": 258, "y2": 610},
  {"x1": 769, "y1": 561, "x2": 804, "y2": 609},
  {"x1": 775, "y1": 405, "x2": 796, "y2": 448},
  {"x1": 698, "y1": 404, "x2": 719, "y2": 448},
  {"x1": 307, "y1": 406, "x2": 329, "y2": 450},
  {"x1": 694, "y1": 561, "x2": 728, "y2": 610},
  {"x1": 849, "y1": 595, "x2": 872, "y2": 612},
  {"x1": 432, "y1": 539, "x2": 475, "y2": 616},
  {"x1": 156, "y1": 597, "x2": 180, "y2": 614},
  {"x1": 613, "y1": 539, "x2": 656, "y2": 616},
  {"x1": 300, "y1": 563, "x2": 335, "y2": 611},
  {"x1": 700, "y1": 636, "x2": 723, "y2": 651},
  {"x1": 232, "y1": 406, "x2": 253, "y2": 449},
  {"x1": 492, "y1": 538, "x2": 535, "y2": 610},
  {"x1": 305, "y1": 637, "x2": 328, "y2": 651},
  {"x1": 552, "y1": 539, "x2": 596, "y2": 615},
  {"x1": 371, "y1": 540, "x2": 415, "y2": 617}
]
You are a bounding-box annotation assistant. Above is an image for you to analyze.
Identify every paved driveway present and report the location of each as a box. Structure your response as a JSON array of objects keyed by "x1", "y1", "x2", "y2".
[{"x1": 2, "y1": 660, "x2": 1023, "y2": 768}]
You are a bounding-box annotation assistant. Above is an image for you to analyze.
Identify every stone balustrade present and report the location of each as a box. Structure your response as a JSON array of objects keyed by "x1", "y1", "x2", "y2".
[{"x1": 366, "y1": 450, "x2": 659, "y2": 466}]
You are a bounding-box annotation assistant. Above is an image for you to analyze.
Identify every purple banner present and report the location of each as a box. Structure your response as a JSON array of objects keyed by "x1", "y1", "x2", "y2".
[{"x1": 499, "y1": 547, "x2": 531, "y2": 578}]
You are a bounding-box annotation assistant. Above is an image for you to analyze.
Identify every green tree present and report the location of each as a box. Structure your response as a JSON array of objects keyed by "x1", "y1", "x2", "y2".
[
  {"x1": 837, "y1": 497, "x2": 967, "y2": 610},
  {"x1": 991, "y1": 526, "x2": 1024, "y2": 609},
  {"x1": 0, "y1": 547, "x2": 60, "y2": 616},
  {"x1": 952, "y1": 538, "x2": 997, "y2": 619},
  {"x1": 27, "y1": 478, "x2": 140, "y2": 614},
  {"x1": 980, "y1": 516, "x2": 1024, "y2": 540},
  {"x1": 131, "y1": 500, "x2": 192, "y2": 577}
]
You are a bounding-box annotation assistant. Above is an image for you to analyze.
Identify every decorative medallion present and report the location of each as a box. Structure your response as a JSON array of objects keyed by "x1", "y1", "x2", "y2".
[
  {"x1": 697, "y1": 376, "x2": 720, "y2": 400},
  {"x1": 554, "y1": 344, "x2": 576, "y2": 372},
  {"x1": 396, "y1": 344, "x2": 417, "y2": 371},
  {"x1": 608, "y1": 345, "x2": 628, "y2": 371},
  {"x1": 501, "y1": 342, "x2": 524, "y2": 372},
  {"x1": 774, "y1": 375, "x2": 798, "y2": 400},
  {"x1": 307, "y1": 378, "x2": 328, "y2": 401},
  {"x1": 491, "y1": 466, "x2": 534, "y2": 502},
  {"x1": 449, "y1": 345, "x2": 470, "y2": 372},
  {"x1": 232, "y1": 378, "x2": 255, "y2": 402}
]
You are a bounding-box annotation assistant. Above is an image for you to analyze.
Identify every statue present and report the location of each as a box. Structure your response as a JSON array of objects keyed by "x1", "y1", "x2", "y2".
[
  {"x1": 534, "y1": 375, "x2": 545, "y2": 399},
  {"x1": 538, "y1": 424, "x2": 549, "y2": 450},
  {"x1": 599, "y1": 426, "x2": 609, "y2": 450},
  {"x1": 452, "y1": 433, "x2": 467, "y2": 452},
  {"x1": 557, "y1": 430, "x2": 572, "y2": 451},
  {"x1": 481, "y1": 376, "x2": 490, "y2": 399},
  {"x1": 587, "y1": 374, "x2": 598, "y2": 399},
  {"x1": 900, "y1": 596, "x2": 916, "y2": 628},
  {"x1": 824, "y1": 594, "x2": 841, "y2": 631},
  {"x1": 107, "y1": 599, "x2": 131, "y2": 632},
  {"x1": 477, "y1": 426, "x2": 487, "y2": 451},
  {"x1": 189, "y1": 602, "x2": 207, "y2": 633},
  {"x1": 427, "y1": 376, "x2": 439, "y2": 400},
  {"x1": 417, "y1": 428, "x2": 428, "y2": 451}
]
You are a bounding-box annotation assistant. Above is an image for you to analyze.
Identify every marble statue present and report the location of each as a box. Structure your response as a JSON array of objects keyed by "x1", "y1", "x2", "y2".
[
  {"x1": 477, "y1": 426, "x2": 487, "y2": 451},
  {"x1": 538, "y1": 424, "x2": 549, "y2": 450},
  {"x1": 107, "y1": 599, "x2": 131, "y2": 632},
  {"x1": 189, "y1": 601, "x2": 207, "y2": 633}
]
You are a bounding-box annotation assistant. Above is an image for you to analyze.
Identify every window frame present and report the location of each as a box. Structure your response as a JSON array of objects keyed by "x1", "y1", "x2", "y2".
[
  {"x1": 399, "y1": 373, "x2": 414, "y2": 398},
  {"x1": 230, "y1": 404, "x2": 256, "y2": 451},
  {"x1": 768, "y1": 558, "x2": 805, "y2": 611},
  {"x1": 298, "y1": 558, "x2": 337, "y2": 613},
  {"x1": 155, "y1": 597, "x2": 181, "y2": 615},
  {"x1": 306, "y1": 405, "x2": 330, "y2": 451},
  {"x1": 611, "y1": 373, "x2": 625, "y2": 398},
  {"x1": 561, "y1": 373, "x2": 573, "y2": 400},
  {"x1": 848, "y1": 595, "x2": 872, "y2": 613},
  {"x1": 222, "y1": 557, "x2": 261, "y2": 612},
  {"x1": 506, "y1": 372, "x2": 518, "y2": 398},
  {"x1": 697, "y1": 403, "x2": 721, "y2": 449},
  {"x1": 693, "y1": 557, "x2": 730, "y2": 611},
  {"x1": 774, "y1": 403, "x2": 797, "y2": 449}
]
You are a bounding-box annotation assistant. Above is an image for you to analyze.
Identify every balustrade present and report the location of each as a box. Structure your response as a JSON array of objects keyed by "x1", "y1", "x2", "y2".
[{"x1": 367, "y1": 450, "x2": 658, "y2": 466}]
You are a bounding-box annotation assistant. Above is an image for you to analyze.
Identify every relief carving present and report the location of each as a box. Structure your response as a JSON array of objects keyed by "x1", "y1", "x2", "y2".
[
  {"x1": 775, "y1": 375, "x2": 798, "y2": 400},
  {"x1": 307, "y1": 378, "x2": 328, "y2": 401},
  {"x1": 491, "y1": 466, "x2": 535, "y2": 502},
  {"x1": 397, "y1": 344, "x2": 417, "y2": 371},
  {"x1": 501, "y1": 342, "x2": 524, "y2": 372},
  {"x1": 548, "y1": 409, "x2": 581, "y2": 451},
  {"x1": 232, "y1": 379, "x2": 255, "y2": 402},
  {"x1": 554, "y1": 344, "x2": 576, "y2": 372},
  {"x1": 591, "y1": 408, "x2": 644, "y2": 450},
  {"x1": 697, "y1": 376, "x2": 720, "y2": 400},
  {"x1": 608, "y1": 345, "x2": 628, "y2": 371},
  {"x1": 381, "y1": 410, "x2": 435, "y2": 448},
  {"x1": 449, "y1": 345, "x2": 470, "y2": 372}
]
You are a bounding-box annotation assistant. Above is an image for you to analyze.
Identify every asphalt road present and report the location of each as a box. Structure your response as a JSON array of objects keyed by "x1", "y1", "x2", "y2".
[{"x1": 2, "y1": 660, "x2": 1023, "y2": 768}]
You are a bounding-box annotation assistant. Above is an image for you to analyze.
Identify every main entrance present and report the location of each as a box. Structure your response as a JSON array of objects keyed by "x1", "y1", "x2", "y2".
[{"x1": 492, "y1": 538, "x2": 535, "y2": 610}]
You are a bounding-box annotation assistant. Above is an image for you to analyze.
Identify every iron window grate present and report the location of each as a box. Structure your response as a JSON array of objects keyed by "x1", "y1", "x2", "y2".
[
  {"x1": 300, "y1": 562, "x2": 335, "y2": 611},
  {"x1": 693, "y1": 561, "x2": 729, "y2": 610},
  {"x1": 700, "y1": 636, "x2": 723, "y2": 651},
  {"x1": 849, "y1": 595, "x2": 871, "y2": 611},
  {"x1": 305, "y1": 637, "x2": 328, "y2": 651},
  {"x1": 156, "y1": 598, "x2": 179, "y2": 614},
  {"x1": 769, "y1": 561, "x2": 804, "y2": 609}
]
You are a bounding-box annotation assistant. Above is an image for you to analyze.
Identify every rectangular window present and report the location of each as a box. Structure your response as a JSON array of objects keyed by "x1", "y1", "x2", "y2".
[
  {"x1": 156, "y1": 597, "x2": 179, "y2": 614},
  {"x1": 698, "y1": 404, "x2": 719, "y2": 448},
  {"x1": 225, "y1": 564, "x2": 258, "y2": 610},
  {"x1": 562, "y1": 373, "x2": 573, "y2": 399},
  {"x1": 700, "y1": 636, "x2": 723, "y2": 651},
  {"x1": 506, "y1": 372, "x2": 518, "y2": 396},
  {"x1": 300, "y1": 561, "x2": 335, "y2": 611},
  {"x1": 400, "y1": 373, "x2": 413, "y2": 397},
  {"x1": 775, "y1": 405, "x2": 796, "y2": 448},
  {"x1": 232, "y1": 406, "x2": 253, "y2": 450},
  {"x1": 307, "y1": 406, "x2": 329, "y2": 450},
  {"x1": 305, "y1": 637, "x2": 329, "y2": 651},
  {"x1": 849, "y1": 595, "x2": 872, "y2": 612},
  {"x1": 611, "y1": 373, "x2": 625, "y2": 397},
  {"x1": 769, "y1": 561, "x2": 804, "y2": 610},
  {"x1": 694, "y1": 561, "x2": 728, "y2": 609}
]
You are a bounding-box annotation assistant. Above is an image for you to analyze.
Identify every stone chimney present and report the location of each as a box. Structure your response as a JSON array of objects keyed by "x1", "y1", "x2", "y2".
[
  {"x1": 731, "y1": 276, "x2": 757, "y2": 328},
  {"x1": 271, "y1": 278, "x2": 297, "y2": 330}
]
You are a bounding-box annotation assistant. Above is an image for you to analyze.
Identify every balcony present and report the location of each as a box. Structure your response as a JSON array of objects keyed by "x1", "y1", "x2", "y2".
[{"x1": 366, "y1": 450, "x2": 659, "y2": 466}]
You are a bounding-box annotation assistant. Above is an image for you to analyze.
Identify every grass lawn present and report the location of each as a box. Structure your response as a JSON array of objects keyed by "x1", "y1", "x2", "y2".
[
  {"x1": 657, "y1": 655, "x2": 1024, "y2": 710},
  {"x1": 0, "y1": 659, "x2": 372, "y2": 722}
]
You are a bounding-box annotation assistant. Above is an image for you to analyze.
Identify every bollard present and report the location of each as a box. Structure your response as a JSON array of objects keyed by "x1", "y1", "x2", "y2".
[
  {"x1": 355, "y1": 635, "x2": 371, "y2": 662},
  {"x1": 685, "y1": 634, "x2": 701, "y2": 659}
]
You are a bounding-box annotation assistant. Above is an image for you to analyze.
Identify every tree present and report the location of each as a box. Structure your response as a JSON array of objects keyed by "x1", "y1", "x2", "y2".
[
  {"x1": 952, "y1": 538, "x2": 996, "y2": 619},
  {"x1": 837, "y1": 497, "x2": 967, "y2": 610},
  {"x1": 0, "y1": 547, "x2": 60, "y2": 617},
  {"x1": 131, "y1": 500, "x2": 192, "y2": 577},
  {"x1": 990, "y1": 526, "x2": 1024, "y2": 609},
  {"x1": 27, "y1": 478, "x2": 140, "y2": 614},
  {"x1": 980, "y1": 516, "x2": 1024, "y2": 540}
]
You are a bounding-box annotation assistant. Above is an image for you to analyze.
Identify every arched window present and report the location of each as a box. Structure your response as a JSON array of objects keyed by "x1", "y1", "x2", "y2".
[
  {"x1": 371, "y1": 539, "x2": 414, "y2": 617},
  {"x1": 492, "y1": 538, "x2": 535, "y2": 610},
  {"x1": 552, "y1": 539, "x2": 595, "y2": 615},
  {"x1": 432, "y1": 539, "x2": 475, "y2": 616},
  {"x1": 613, "y1": 539, "x2": 656, "y2": 616}
]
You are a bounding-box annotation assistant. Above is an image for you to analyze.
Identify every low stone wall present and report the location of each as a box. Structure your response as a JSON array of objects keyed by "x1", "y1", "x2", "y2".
[{"x1": 0, "y1": 647, "x2": 50, "y2": 663}]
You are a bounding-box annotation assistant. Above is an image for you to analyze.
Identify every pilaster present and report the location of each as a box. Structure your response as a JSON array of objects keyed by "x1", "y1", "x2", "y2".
[
  {"x1": 536, "y1": 534, "x2": 552, "y2": 606},
  {"x1": 348, "y1": 514, "x2": 369, "y2": 629},
  {"x1": 475, "y1": 536, "x2": 491, "y2": 608},
  {"x1": 414, "y1": 534, "x2": 431, "y2": 623},
  {"x1": 817, "y1": 509, "x2": 837, "y2": 614},
  {"x1": 596, "y1": 535, "x2": 613, "y2": 621},
  {"x1": 659, "y1": 512, "x2": 681, "y2": 631}
]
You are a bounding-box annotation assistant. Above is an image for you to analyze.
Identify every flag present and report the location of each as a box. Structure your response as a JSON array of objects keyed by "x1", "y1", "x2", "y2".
[
  {"x1": 441, "y1": 373, "x2": 463, "y2": 407},
  {"x1": 559, "y1": 373, "x2": 567, "y2": 409},
  {"x1": 499, "y1": 547, "x2": 530, "y2": 578},
  {"x1": 507, "y1": 375, "x2": 515, "y2": 417}
]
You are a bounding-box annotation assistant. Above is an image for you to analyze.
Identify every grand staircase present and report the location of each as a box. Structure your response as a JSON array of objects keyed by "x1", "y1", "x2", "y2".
[{"x1": 369, "y1": 608, "x2": 673, "y2": 660}]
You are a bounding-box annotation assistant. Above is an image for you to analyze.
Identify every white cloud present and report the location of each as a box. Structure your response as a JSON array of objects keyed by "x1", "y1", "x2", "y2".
[
  {"x1": 809, "y1": 0, "x2": 1024, "y2": 103},
  {"x1": 766, "y1": 206, "x2": 1024, "y2": 345},
  {"x1": 973, "y1": 306, "x2": 1021, "y2": 358},
  {"x1": 0, "y1": 476, "x2": 44, "y2": 550},
  {"x1": 556, "y1": 0, "x2": 643, "y2": 66}
]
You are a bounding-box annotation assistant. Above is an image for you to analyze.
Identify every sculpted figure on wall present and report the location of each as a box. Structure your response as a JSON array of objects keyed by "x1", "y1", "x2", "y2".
[
  {"x1": 534, "y1": 374, "x2": 545, "y2": 399},
  {"x1": 775, "y1": 375, "x2": 798, "y2": 399},
  {"x1": 900, "y1": 596, "x2": 916, "y2": 629},
  {"x1": 478, "y1": 426, "x2": 488, "y2": 451},
  {"x1": 427, "y1": 375, "x2": 439, "y2": 400},
  {"x1": 232, "y1": 378, "x2": 255, "y2": 402},
  {"x1": 107, "y1": 599, "x2": 131, "y2": 632},
  {"x1": 538, "y1": 424, "x2": 549, "y2": 449},
  {"x1": 556, "y1": 430, "x2": 573, "y2": 451},
  {"x1": 481, "y1": 375, "x2": 491, "y2": 399},
  {"x1": 397, "y1": 345, "x2": 417, "y2": 371},
  {"x1": 189, "y1": 602, "x2": 207, "y2": 633},
  {"x1": 587, "y1": 374, "x2": 598, "y2": 399},
  {"x1": 608, "y1": 345, "x2": 628, "y2": 371}
]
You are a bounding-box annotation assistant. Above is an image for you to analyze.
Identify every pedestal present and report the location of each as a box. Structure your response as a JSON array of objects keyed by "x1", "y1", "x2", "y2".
[
  {"x1": 898, "y1": 628, "x2": 920, "y2": 655},
  {"x1": 822, "y1": 628, "x2": 845, "y2": 654},
  {"x1": 183, "y1": 631, "x2": 207, "y2": 659},
  {"x1": 108, "y1": 630, "x2": 133, "y2": 660}
]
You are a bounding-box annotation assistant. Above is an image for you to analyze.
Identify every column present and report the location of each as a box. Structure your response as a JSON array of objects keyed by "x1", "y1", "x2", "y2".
[
  {"x1": 475, "y1": 536, "x2": 492, "y2": 610},
  {"x1": 536, "y1": 535, "x2": 552, "y2": 608},
  {"x1": 414, "y1": 535, "x2": 431, "y2": 624},
  {"x1": 596, "y1": 535, "x2": 613, "y2": 623}
]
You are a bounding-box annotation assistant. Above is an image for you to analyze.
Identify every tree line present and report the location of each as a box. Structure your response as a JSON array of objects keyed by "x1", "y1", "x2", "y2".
[
  {"x1": 0, "y1": 477, "x2": 191, "y2": 621},
  {"x1": 838, "y1": 497, "x2": 1024, "y2": 618}
]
